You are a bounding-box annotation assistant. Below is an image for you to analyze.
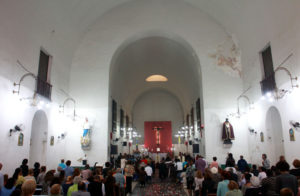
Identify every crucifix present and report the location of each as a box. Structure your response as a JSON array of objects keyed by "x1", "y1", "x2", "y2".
[{"x1": 152, "y1": 126, "x2": 162, "y2": 146}]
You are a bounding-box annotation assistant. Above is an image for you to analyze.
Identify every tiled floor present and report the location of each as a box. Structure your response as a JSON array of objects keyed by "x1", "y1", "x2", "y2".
[{"x1": 130, "y1": 173, "x2": 187, "y2": 196}]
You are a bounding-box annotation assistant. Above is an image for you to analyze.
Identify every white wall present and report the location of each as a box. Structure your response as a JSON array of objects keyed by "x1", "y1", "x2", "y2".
[
  {"x1": 0, "y1": 0, "x2": 94, "y2": 175},
  {"x1": 241, "y1": 18, "x2": 300, "y2": 166},
  {"x1": 5, "y1": 0, "x2": 300, "y2": 175},
  {"x1": 70, "y1": 0, "x2": 245, "y2": 164}
]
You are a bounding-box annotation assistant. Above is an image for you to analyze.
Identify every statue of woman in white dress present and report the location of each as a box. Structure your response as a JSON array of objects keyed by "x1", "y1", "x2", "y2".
[{"x1": 81, "y1": 118, "x2": 91, "y2": 150}]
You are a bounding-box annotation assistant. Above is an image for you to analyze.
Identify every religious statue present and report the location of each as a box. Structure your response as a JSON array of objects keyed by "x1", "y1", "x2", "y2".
[
  {"x1": 18, "y1": 133, "x2": 24, "y2": 146},
  {"x1": 289, "y1": 128, "x2": 295, "y2": 141},
  {"x1": 81, "y1": 118, "x2": 91, "y2": 150},
  {"x1": 222, "y1": 118, "x2": 235, "y2": 144}
]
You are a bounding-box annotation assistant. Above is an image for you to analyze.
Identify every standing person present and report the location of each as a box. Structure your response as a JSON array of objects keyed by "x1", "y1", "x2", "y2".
[
  {"x1": 261, "y1": 169, "x2": 277, "y2": 196},
  {"x1": 258, "y1": 167, "x2": 267, "y2": 182},
  {"x1": 102, "y1": 162, "x2": 111, "y2": 179},
  {"x1": 290, "y1": 159, "x2": 300, "y2": 179},
  {"x1": 13, "y1": 168, "x2": 25, "y2": 186},
  {"x1": 67, "y1": 176, "x2": 82, "y2": 196},
  {"x1": 139, "y1": 167, "x2": 147, "y2": 188},
  {"x1": 24, "y1": 169, "x2": 36, "y2": 182},
  {"x1": 174, "y1": 158, "x2": 183, "y2": 183},
  {"x1": 210, "y1": 157, "x2": 219, "y2": 169},
  {"x1": 159, "y1": 158, "x2": 167, "y2": 181},
  {"x1": 62, "y1": 176, "x2": 73, "y2": 196},
  {"x1": 145, "y1": 164, "x2": 153, "y2": 184},
  {"x1": 237, "y1": 156, "x2": 248, "y2": 173},
  {"x1": 105, "y1": 171, "x2": 116, "y2": 196},
  {"x1": 71, "y1": 181, "x2": 90, "y2": 196},
  {"x1": 59, "y1": 160, "x2": 67, "y2": 170},
  {"x1": 20, "y1": 159, "x2": 29, "y2": 177},
  {"x1": 114, "y1": 168, "x2": 125, "y2": 196},
  {"x1": 120, "y1": 155, "x2": 126, "y2": 170},
  {"x1": 202, "y1": 169, "x2": 215, "y2": 196},
  {"x1": 195, "y1": 155, "x2": 206, "y2": 174},
  {"x1": 194, "y1": 170, "x2": 204, "y2": 196},
  {"x1": 276, "y1": 161, "x2": 298, "y2": 196},
  {"x1": 33, "y1": 162, "x2": 40, "y2": 180},
  {"x1": 225, "y1": 153, "x2": 235, "y2": 168},
  {"x1": 64, "y1": 160, "x2": 74, "y2": 178},
  {"x1": 37, "y1": 166, "x2": 47, "y2": 184},
  {"x1": 262, "y1": 154, "x2": 271, "y2": 169},
  {"x1": 81, "y1": 165, "x2": 92, "y2": 181},
  {"x1": 1, "y1": 178, "x2": 16, "y2": 196},
  {"x1": 0, "y1": 163, "x2": 4, "y2": 190},
  {"x1": 87, "y1": 176, "x2": 104, "y2": 196},
  {"x1": 217, "y1": 171, "x2": 231, "y2": 196},
  {"x1": 124, "y1": 161, "x2": 134, "y2": 195},
  {"x1": 186, "y1": 160, "x2": 195, "y2": 196}
]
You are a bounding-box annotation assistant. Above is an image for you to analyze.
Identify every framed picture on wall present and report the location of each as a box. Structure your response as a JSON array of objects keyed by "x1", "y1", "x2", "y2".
[
  {"x1": 260, "y1": 132, "x2": 264, "y2": 142},
  {"x1": 289, "y1": 128, "x2": 295, "y2": 141},
  {"x1": 18, "y1": 133, "x2": 24, "y2": 146},
  {"x1": 50, "y1": 136, "x2": 54, "y2": 146}
]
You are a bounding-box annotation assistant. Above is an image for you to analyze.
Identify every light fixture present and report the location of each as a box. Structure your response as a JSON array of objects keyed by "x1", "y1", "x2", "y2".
[
  {"x1": 59, "y1": 97, "x2": 76, "y2": 120},
  {"x1": 13, "y1": 73, "x2": 37, "y2": 95},
  {"x1": 236, "y1": 94, "x2": 254, "y2": 118},
  {"x1": 261, "y1": 66, "x2": 298, "y2": 101},
  {"x1": 145, "y1": 75, "x2": 168, "y2": 82}
]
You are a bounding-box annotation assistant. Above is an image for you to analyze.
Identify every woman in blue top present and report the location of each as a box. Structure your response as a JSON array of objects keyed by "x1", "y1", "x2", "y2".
[
  {"x1": 1, "y1": 178, "x2": 16, "y2": 196},
  {"x1": 217, "y1": 171, "x2": 231, "y2": 196}
]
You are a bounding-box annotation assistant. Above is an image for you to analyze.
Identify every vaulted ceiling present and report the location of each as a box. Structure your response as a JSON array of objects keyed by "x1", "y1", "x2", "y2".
[{"x1": 2, "y1": 0, "x2": 298, "y2": 72}]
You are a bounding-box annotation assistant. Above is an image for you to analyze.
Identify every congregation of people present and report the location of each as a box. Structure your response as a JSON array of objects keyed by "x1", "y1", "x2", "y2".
[
  {"x1": 0, "y1": 153, "x2": 300, "y2": 196},
  {"x1": 177, "y1": 153, "x2": 300, "y2": 196}
]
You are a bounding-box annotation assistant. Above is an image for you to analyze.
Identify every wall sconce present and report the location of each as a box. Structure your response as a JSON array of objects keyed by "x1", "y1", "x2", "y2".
[
  {"x1": 261, "y1": 67, "x2": 298, "y2": 101},
  {"x1": 9, "y1": 125, "x2": 23, "y2": 136},
  {"x1": 13, "y1": 73, "x2": 37, "y2": 95},
  {"x1": 59, "y1": 97, "x2": 76, "y2": 120},
  {"x1": 290, "y1": 120, "x2": 300, "y2": 129},
  {"x1": 237, "y1": 94, "x2": 254, "y2": 118}
]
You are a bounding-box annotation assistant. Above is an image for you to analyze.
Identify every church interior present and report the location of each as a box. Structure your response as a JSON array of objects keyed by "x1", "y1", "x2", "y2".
[{"x1": 1, "y1": 0, "x2": 300, "y2": 195}]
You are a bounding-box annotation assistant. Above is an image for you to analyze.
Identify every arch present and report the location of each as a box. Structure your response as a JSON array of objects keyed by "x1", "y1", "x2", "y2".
[
  {"x1": 109, "y1": 31, "x2": 204, "y2": 113},
  {"x1": 109, "y1": 30, "x2": 203, "y2": 84},
  {"x1": 29, "y1": 110, "x2": 48, "y2": 166},
  {"x1": 265, "y1": 106, "x2": 285, "y2": 163},
  {"x1": 108, "y1": 32, "x2": 205, "y2": 156}
]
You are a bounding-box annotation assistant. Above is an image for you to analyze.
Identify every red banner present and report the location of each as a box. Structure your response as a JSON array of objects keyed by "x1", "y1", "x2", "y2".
[{"x1": 144, "y1": 121, "x2": 172, "y2": 153}]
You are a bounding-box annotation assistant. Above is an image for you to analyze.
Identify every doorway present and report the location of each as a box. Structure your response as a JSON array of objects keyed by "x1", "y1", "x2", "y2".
[
  {"x1": 29, "y1": 110, "x2": 48, "y2": 167},
  {"x1": 265, "y1": 106, "x2": 285, "y2": 163}
]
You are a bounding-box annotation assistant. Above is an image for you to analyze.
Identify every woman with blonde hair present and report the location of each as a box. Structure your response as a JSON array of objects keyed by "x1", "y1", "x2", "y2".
[
  {"x1": 194, "y1": 170, "x2": 204, "y2": 196},
  {"x1": 21, "y1": 180, "x2": 36, "y2": 196}
]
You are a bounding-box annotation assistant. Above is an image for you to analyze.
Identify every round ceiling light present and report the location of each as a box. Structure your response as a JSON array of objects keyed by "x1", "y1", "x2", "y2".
[{"x1": 145, "y1": 75, "x2": 168, "y2": 82}]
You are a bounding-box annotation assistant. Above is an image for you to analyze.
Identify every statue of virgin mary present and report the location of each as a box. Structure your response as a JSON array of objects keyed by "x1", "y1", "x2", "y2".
[{"x1": 81, "y1": 118, "x2": 91, "y2": 150}]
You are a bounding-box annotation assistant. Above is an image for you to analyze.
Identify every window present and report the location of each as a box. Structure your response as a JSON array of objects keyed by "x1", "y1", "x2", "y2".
[
  {"x1": 186, "y1": 114, "x2": 190, "y2": 128},
  {"x1": 37, "y1": 49, "x2": 52, "y2": 99},
  {"x1": 190, "y1": 107, "x2": 194, "y2": 136},
  {"x1": 196, "y1": 98, "x2": 201, "y2": 134},
  {"x1": 126, "y1": 115, "x2": 129, "y2": 129},
  {"x1": 112, "y1": 100, "x2": 117, "y2": 133},
  {"x1": 260, "y1": 45, "x2": 276, "y2": 94},
  {"x1": 120, "y1": 109, "x2": 124, "y2": 137}
]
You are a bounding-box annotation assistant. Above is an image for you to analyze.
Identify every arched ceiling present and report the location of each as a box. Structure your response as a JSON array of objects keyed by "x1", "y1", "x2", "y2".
[
  {"x1": 110, "y1": 36, "x2": 201, "y2": 113},
  {"x1": 2, "y1": 0, "x2": 299, "y2": 73}
]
